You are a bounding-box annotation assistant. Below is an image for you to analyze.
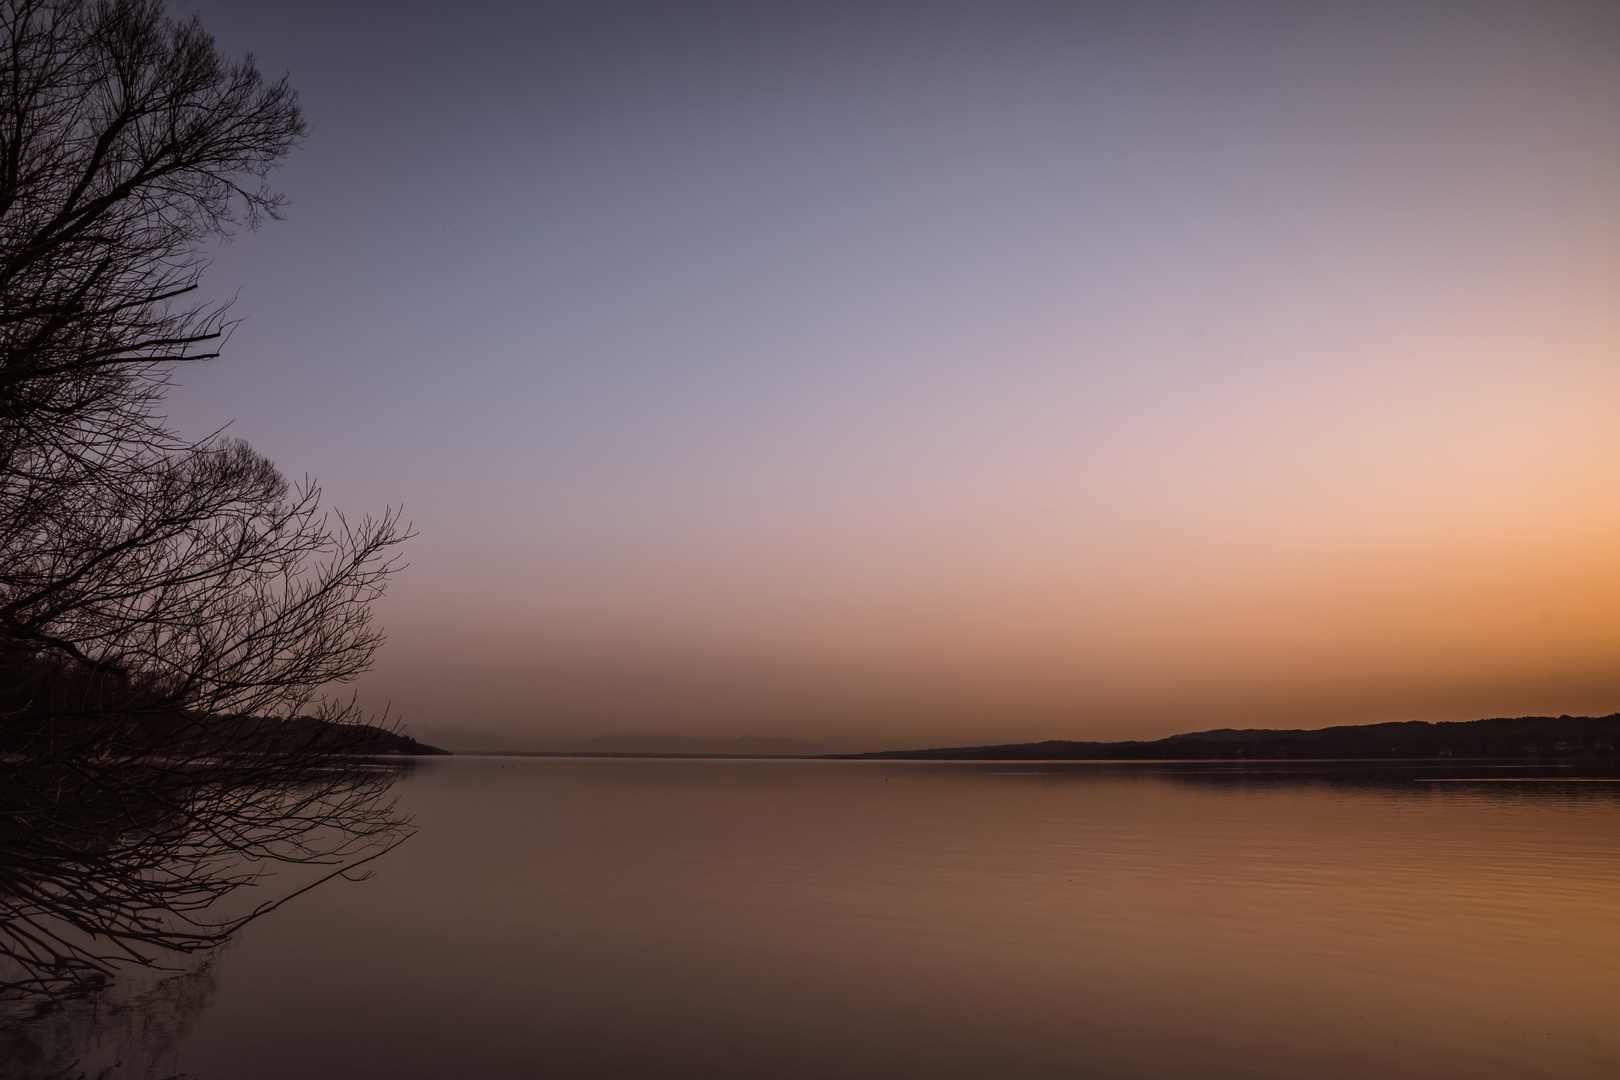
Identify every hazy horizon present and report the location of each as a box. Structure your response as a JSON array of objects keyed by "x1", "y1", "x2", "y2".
[{"x1": 173, "y1": 0, "x2": 1620, "y2": 752}]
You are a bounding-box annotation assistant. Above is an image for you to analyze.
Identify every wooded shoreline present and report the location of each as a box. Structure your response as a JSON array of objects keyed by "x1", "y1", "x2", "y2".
[{"x1": 830, "y1": 714, "x2": 1620, "y2": 761}]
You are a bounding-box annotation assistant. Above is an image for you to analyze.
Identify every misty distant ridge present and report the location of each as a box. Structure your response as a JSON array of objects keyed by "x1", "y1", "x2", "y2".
[
  {"x1": 562, "y1": 734, "x2": 828, "y2": 756},
  {"x1": 838, "y1": 715, "x2": 1620, "y2": 761}
]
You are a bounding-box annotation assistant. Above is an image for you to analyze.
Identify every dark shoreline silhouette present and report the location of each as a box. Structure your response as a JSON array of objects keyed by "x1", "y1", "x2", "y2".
[
  {"x1": 229, "y1": 716, "x2": 451, "y2": 757},
  {"x1": 456, "y1": 715, "x2": 1620, "y2": 762},
  {"x1": 829, "y1": 714, "x2": 1620, "y2": 761}
]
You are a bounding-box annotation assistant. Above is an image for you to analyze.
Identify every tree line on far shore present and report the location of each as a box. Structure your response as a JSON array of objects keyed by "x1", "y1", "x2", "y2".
[{"x1": 838, "y1": 715, "x2": 1620, "y2": 761}]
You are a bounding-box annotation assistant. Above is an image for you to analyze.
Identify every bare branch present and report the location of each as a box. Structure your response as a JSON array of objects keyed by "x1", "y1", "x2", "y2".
[{"x1": 0, "y1": 1, "x2": 416, "y2": 1008}]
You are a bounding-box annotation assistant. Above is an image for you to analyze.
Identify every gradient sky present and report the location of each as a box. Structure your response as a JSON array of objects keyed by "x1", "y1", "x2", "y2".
[{"x1": 171, "y1": 0, "x2": 1620, "y2": 750}]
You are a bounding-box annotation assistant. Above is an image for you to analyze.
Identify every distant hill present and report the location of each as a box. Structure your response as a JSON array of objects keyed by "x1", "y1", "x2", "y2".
[
  {"x1": 195, "y1": 715, "x2": 452, "y2": 757},
  {"x1": 399, "y1": 722, "x2": 514, "y2": 753},
  {"x1": 834, "y1": 715, "x2": 1620, "y2": 761},
  {"x1": 555, "y1": 734, "x2": 826, "y2": 757},
  {"x1": 335, "y1": 722, "x2": 452, "y2": 756}
]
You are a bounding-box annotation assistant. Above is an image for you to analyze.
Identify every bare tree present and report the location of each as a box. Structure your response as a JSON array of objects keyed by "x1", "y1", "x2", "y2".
[
  {"x1": 0, "y1": 0, "x2": 301, "y2": 457},
  {"x1": 0, "y1": 0, "x2": 416, "y2": 1004}
]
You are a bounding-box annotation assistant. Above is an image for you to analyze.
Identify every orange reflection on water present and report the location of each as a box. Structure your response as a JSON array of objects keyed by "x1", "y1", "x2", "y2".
[{"x1": 151, "y1": 759, "x2": 1620, "y2": 1079}]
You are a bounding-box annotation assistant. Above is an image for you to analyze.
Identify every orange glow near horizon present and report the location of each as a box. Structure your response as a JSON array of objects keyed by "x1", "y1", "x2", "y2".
[
  {"x1": 361, "y1": 309, "x2": 1620, "y2": 749},
  {"x1": 185, "y1": 0, "x2": 1620, "y2": 751}
]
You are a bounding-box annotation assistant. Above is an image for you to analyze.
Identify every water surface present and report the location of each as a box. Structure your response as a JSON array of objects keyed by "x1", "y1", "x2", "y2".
[{"x1": 18, "y1": 757, "x2": 1620, "y2": 1079}]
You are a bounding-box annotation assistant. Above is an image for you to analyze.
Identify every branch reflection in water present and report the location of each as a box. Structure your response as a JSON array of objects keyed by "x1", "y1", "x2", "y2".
[
  {"x1": 0, "y1": 954, "x2": 217, "y2": 1080},
  {"x1": 0, "y1": 724, "x2": 414, "y2": 1077},
  {"x1": 8, "y1": 758, "x2": 1620, "y2": 1079}
]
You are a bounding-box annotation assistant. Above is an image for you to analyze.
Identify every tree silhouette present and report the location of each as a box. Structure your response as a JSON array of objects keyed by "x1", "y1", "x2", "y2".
[{"x1": 0, "y1": 0, "x2": 414, "y2": 1003}]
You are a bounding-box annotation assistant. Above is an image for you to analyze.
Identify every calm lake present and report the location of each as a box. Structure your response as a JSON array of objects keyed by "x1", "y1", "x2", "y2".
[{"x1": 12, "y1": 757, "x2": 1620, "y2": 1079}]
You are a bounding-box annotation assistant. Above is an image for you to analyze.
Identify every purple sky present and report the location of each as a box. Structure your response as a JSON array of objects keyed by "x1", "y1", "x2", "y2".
[{"x1": 173, "y1": 0, "x2": 1620, "y2": 750}]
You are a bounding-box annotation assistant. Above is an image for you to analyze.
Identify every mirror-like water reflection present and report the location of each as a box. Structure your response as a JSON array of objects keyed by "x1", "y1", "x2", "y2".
[
  {"x1": 0, "y1": 959, "x2": 214, "y2": 1080},
  {"x1": 11, "y1": 757, "x2": 1620, "y2": 1079}
]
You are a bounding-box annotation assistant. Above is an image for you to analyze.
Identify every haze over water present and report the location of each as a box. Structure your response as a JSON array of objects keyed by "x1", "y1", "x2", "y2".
[{"x1": 22, "y1": 758, "x2": 1620, "y2": 1080}]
